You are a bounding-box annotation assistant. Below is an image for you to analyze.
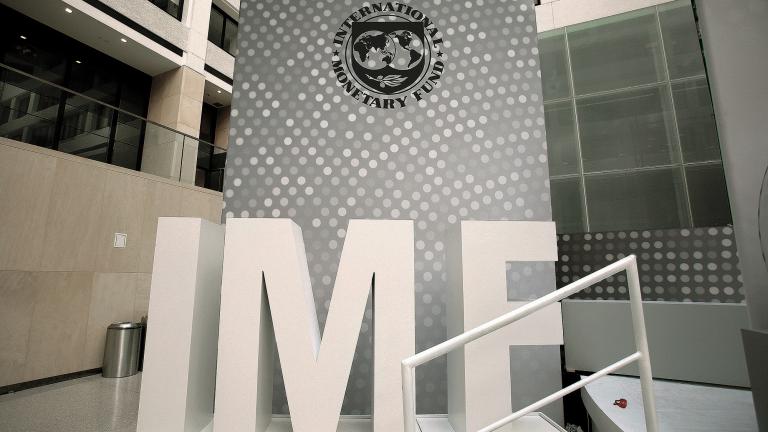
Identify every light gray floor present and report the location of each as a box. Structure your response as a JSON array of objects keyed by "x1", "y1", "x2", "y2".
[
  {"x1": 582, "y1": 374, "x2": 759, "y2": 432},
  {"x1": 0, "y1": 373, "x2": 564, "y2": 432},
  {"x1": 0, "y1": 374, "x2": 141, "y2": 432}
]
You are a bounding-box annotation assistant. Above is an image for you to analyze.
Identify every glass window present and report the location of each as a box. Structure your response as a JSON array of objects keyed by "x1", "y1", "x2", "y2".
[
  {"x1": 672, "y1": 78, "x2": 721, "y2": 163},
  {"x1": 586, "y1": 169, "x2": 689, "y2": 232},
  {"x1": 577, "y1": 85, "x2": 678, "y2": 172},
  {"x1": 223, "y1": 18, "x2": 239, "y2": 55},
  {"x1": 538, "y1": 30, "x2": 570, "y2": 101},
  {"x1": 199, "y1": 103, "x2": 217, "y2": 144},
  {"x1": 112, "y1": 112, "x2": 143, "y2": 170},
  {"x1": 68, "y1": 55, "x2": 120, "y2": 107},
  {"x1": 148, "y1": 0, "x2": 183, "y2": 20},
  {"x1": 659, "y1": 0, "x2": 705, "y2": 79},
  {"x1": 568, "y1": 9, "x2": 666, "y2": 95},
  {"x1": 686, "y1": 164, "x2": 732, "y2": 227},
  {"x1": 544, "y1": 100, "x2": 579, "y2": 176},
  {"x1": 208, "y1": 8, "x2": 225, "y2": 47},
  {"x1": 208, "y1": 6, "x2": 237, "y2": 55},
  {"x1": 551, "y1": 178, "x2": 586, "y2": 233}
]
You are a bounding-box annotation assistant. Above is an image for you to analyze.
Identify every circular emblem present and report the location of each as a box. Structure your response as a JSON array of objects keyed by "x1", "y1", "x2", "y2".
[{"x1": 332, "y1": 3, "x2": 446, "y2": 109}]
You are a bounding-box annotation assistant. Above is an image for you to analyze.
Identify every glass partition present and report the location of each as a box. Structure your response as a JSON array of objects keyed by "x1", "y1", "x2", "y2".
[
  {"x1": 0, "y1": 63, "x2": 224, "y2": 191},
  {"x1": 541, "y1": 0, "x2": 731, "y2": 233}
]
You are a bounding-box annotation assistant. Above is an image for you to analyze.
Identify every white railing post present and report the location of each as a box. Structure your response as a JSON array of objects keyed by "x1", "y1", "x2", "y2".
[
  {"x1": 627, "y1": 256, "x2": 660, "y2": 432},
  {"x1": 400, "y1": 255, "x2": 658, "y2": 432},
  {"x1": 402, "y1": 363, "x2": 418, "y2": 432}
]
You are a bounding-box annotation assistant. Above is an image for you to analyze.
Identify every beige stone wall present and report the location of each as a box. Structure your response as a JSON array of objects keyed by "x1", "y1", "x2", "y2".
[
  {"x1": 143, "y1": 67, "x2": 206, "y2": 184},
  {"x1": 0, "y1": 138, "x2": 222, "y2": 387}
]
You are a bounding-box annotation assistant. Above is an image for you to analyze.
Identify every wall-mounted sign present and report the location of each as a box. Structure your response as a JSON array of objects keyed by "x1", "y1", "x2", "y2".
[{"x1": 332, "y1": 3, "x2": 445, "y2": 109}]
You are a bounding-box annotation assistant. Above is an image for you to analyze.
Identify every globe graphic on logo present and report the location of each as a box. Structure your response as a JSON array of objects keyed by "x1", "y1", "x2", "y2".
[
  {"x1": 352, "y1": 31, "x2": 396, "y2": 70},
  {"x1": 389, "y1": 30, "x2": 424, "y2": 70},
  {"x1": 352, "y1": 30, "x2": 424, "y2": 72}
]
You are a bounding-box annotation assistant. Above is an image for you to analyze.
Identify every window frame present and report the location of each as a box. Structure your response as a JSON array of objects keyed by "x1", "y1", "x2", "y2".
[
  {"x1": 540, "y1": 0, "x2": 732, "y2": 234},
  {"x1": 148, "y1": 0, "x2": 185, "y2": 21},
  {"x1": 208, "y1": 4, "x2": 238, "y2": 56}
]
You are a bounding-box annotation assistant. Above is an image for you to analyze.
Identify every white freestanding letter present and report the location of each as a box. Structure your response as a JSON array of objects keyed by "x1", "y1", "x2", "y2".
[
  {"x1": 137, "y1": 218, "x2": 225, "y2": 432},
  {"x1": 213, "y1": 219, "x2": 415, "y2": 432},
  {"x1": 447, "y1": 221, "x2": 563, "y2": 432}
]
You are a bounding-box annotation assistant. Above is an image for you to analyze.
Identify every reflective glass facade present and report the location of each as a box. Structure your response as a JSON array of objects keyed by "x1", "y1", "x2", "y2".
[{"x1": 0, "y1": 5, "x2": 151, "y2": 170}]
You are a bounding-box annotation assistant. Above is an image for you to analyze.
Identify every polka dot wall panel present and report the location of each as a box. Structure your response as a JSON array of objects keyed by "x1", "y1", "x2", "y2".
[
  {"x1": 224, "y1": 0, "x2": 558, "y2": 415},
  {"x1": 557, "y1": 227, "x2": 745, "y2": 303}
]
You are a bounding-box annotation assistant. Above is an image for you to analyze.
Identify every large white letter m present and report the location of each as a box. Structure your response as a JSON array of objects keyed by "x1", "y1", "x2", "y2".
[{"x1": 213, "y1": 219, "x2": 414, "y2": 432}]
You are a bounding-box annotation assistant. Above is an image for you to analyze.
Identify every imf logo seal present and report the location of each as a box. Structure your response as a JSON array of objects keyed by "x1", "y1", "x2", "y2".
[{"x1": 332, "y1": 3, "x2": 445, "y2": 109}]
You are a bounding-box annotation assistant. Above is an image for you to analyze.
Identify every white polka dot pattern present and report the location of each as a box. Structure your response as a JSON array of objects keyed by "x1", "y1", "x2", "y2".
[
  {"x1": 224, "y1": 0, "x2": 555, "y2": 414},
  {"x1": 558, "y1": 227, "x2": 745, "y2": 303}
]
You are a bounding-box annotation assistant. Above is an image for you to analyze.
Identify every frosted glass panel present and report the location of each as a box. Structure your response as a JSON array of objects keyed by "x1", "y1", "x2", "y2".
[
  {"x1": 544, "y1": 101, "x2": 579, "y2": 176},
  {"x1": 541, "y1": 2, "x2": 731, "y2": 234},
  {"x1": 672, "y1": 78, "x2": 721, "y2": 163},
  {"x1": 551, "y1": 177, "x2": 585, "y2": 233},
  {"x1": 577, "y1": 85, "x2": 677, "y2": 173},
  {"x1": 568, "y1": 9, "x2": 666, "y2": 95},
  {"x1": 586, "y1": 169, "x2": 688, "y2": 232},
  {"x1": 659, "y1": 1, "x2": 706, "y2": 79},
  {"x1": 686, "y1": 164, "x2": 732, "y2": 227},
  {"x1": 539, "y1": 30, "x2": 571, "y2": 101}
]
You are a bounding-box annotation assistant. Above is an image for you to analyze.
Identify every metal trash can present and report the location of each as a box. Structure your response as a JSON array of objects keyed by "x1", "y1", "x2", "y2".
[{"x1": 102, "y1": 322, "x2": 142, "y2": 378}]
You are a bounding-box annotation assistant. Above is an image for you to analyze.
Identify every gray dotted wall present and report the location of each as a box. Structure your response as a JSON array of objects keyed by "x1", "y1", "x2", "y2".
[
  {"x1": 223, "y1": 0, "x2": 560, "y2": 416},
  {"x1": 557, "y1": 226, "x2": 745, "y2": 303}
]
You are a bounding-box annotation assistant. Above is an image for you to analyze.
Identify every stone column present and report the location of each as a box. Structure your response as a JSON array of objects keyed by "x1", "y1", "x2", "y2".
[{"x1": 143, "y1": 66, "x2": 205, "y2": 184}]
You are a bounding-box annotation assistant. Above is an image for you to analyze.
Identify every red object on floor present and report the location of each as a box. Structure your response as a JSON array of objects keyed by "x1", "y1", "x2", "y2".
[{"x1": 613, "y1": 398, "x2": 628, "y2": 409}]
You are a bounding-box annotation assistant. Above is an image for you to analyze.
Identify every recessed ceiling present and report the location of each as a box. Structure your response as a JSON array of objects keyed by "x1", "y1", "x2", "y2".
[
  {"x1": 2, "y1": 0, "x2": 181, "y2": 76},
  {"x1": 203, "y1": 79, "x2": 232, "y2": 107}
]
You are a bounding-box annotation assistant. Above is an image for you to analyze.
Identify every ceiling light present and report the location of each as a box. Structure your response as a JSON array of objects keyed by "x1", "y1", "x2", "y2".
[
  {"x1": 65, "y1": 7, "x2": 73, "y2": 13},
  {"x1": 217, "y1": 90, "x2": 222, "y2": 94},
  {"x1": 19, "y1": 35, "x2": 27, "y2": 40},
  {"x1": 75, "y1": 60, "x2": 82, "y2": 64},
  {"x1": 120, "y1": 38, "x2": 128, "y2": 43}
]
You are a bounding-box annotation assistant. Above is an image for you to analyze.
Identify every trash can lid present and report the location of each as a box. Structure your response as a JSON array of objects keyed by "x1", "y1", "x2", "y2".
[{"x1": 108, "y1": 322, "x2": 142, "y2": 329}]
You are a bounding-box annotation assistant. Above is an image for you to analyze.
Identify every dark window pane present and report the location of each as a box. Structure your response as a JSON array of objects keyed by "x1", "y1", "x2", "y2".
[
  {"x1": 568, "y1": 8, "x2": 665, "y2": 95},
  {"x1": 112, "y1": 112, "x2": 143, "y2": 169},
  {"x1": 686, "y1": 164, "x2": 732, "y2": 227},
  {"x1": 551, "y1": 177, "x2": 586, "y2": 233},
  {"x1": 544, "y1": 101, "x2": 578, "y2": 176},
  {"x1": 538, "y1": 30, "x2": 570, "y2": 101},
  {"x1": 672, "y1": 78, "x2": 721, "y2": 163},
  {"x1": 68, "y1": 57, "x2": 120, "y2": 107},
  {"x1": 577, "y1": 85, "x2": 677, "y2": 172},
  {"x1": 57, "y1": 94, "x2": 113, "y2": 162},
  {"x1": 148, "y1": 0, "x2": 183, "y2": 20},
  {"x1": 208, "y1": 9, "x2": 225, "y2": 46},
  {"x1": 199, "y1": 103, "x2": 217, "y2": 143},
  {"x1": 659, "y1": 1, "x2": 705, "y2": 79},
  {"x1": 586, "y1": 169, "x2": 688, "y2": 231},
  {"x1": 223, "y1": 18, "x2": 238, "y2": 55}
]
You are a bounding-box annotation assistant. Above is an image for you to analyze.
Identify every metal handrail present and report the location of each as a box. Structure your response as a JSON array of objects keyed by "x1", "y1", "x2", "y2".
[
  {"x1": 401, "y1": 254, "x2": 659, "y2": 432},
  {"x1": 0, "y1": 62, "x2": 217, "y2": 148}
]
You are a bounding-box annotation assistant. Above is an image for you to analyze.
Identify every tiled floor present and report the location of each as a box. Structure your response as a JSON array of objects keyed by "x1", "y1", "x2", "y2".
[{"x1": 0, "y1": 374, "x2": 141, "y2": 432}]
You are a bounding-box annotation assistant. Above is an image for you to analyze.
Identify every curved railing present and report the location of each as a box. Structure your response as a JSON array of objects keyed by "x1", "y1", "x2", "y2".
[{"x1": 401, "y1": 255, "x2": 659, "y2": 432}]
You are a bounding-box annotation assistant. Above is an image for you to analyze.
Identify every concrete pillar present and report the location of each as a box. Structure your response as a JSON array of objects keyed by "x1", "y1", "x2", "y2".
[
  {"x1": 182, "y1": 0, "x2": 213, "y2": 73},
  {"x1": 143, "y1": 67, "x2": 205, "y2": 184}
]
